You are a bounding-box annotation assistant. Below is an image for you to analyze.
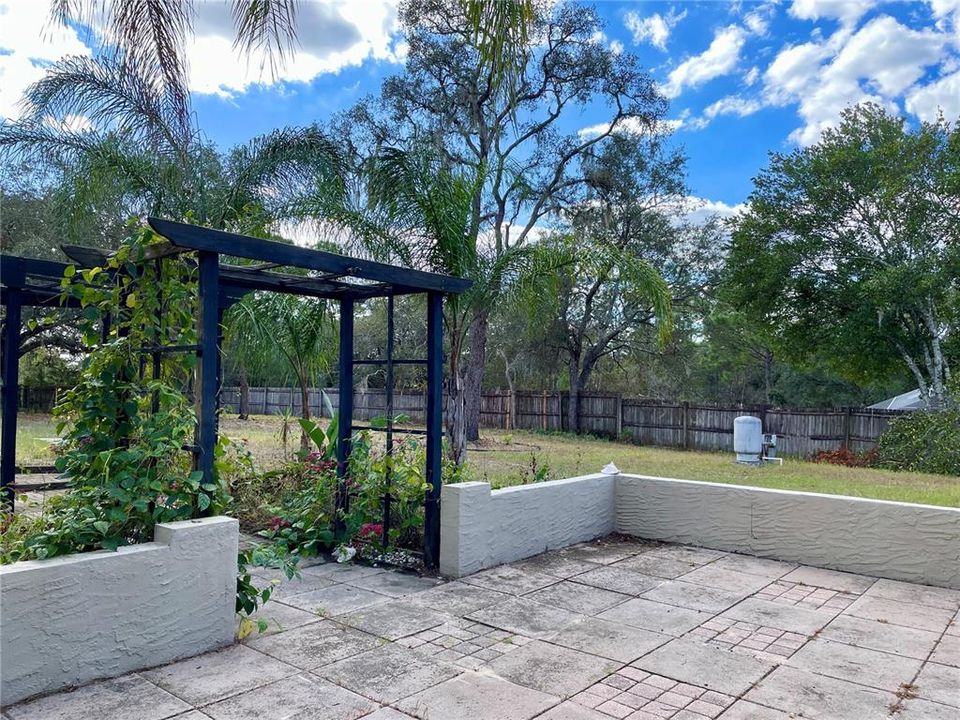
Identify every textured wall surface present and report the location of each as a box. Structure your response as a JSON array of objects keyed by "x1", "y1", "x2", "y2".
[
  {"x1": 616, "y1": 474, "x2": 960, "y2": 589},
  {"x1": 0, "y1": 516, "x2": 238, "y2": 705},
  {"x1": 440, "y1": 474, "x2": 615, "y2": 577}
]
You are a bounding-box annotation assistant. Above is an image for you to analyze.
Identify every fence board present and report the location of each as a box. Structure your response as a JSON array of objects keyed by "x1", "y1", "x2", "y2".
[
  {"x1": 190, "y1": 386, "x2": 912, "y2": 457},
  {"x1": 17, "y1": 377, "x2": 915, "y2": 457}
]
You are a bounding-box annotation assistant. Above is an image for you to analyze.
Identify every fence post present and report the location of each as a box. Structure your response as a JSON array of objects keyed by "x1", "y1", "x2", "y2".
[
  {"x1": 508, "y1": 390, "x2": 516, "y2": 431},
  {"x1": 615, "y1": 393, "x2": 623, "y2": 438},
  {"x1": 843, "y1": 406, "x2": 852, "y2": 450},
  {"x1": 682, "y1": 401, "x2": 690, "y2": 450}
]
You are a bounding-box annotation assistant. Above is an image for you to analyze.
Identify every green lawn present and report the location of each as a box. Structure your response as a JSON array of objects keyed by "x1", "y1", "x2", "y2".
[
  {"x1": 462, "y1": 430, "x2": 960, "y2": 507},
  {"x1": 8, "y1": 415, "x2": 61, "y2": 467},
  {"x1": 8, "y1": 414, "x2": 959, "y2": 508}
]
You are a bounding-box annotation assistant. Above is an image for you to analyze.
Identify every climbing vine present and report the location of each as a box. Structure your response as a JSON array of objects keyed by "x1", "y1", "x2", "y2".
[{"x1": 1, "y1": 226, "x2": 293, "y2": 633}]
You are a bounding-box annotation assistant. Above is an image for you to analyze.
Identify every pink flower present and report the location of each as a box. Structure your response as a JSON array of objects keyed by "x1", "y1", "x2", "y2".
[
  {"x1": 359, "y1": 523, "x2": 383, "y2": 539},
  {"x1": 268, "y1": 516, "x2": 291, "y2": 530}
]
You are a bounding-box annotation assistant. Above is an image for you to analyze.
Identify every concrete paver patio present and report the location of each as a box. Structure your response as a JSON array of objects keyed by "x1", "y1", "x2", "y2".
[{"x1": 4, "y1": 536, "x2": 959, "y2": 720}]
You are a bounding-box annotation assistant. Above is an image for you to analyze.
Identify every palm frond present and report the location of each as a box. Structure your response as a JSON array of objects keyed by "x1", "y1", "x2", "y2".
[
  {"x1": 19, "y1": 54, "x2": 191, "y2": 152},
  {"x1": 464, "y1": 0, "x2": 535, "y2": 102},
  {"x1": 0, "y1": 120, "x2": 100, "y2": 163},
  {"x1": 49, "y1": 0, "x2": 191, "y2": 132},
  {"x1": 227, "y1": 125, "x2": 346, "y2": 224},
  {"x1": 232, "y1": 0, "x2": 300, "y2": 78},
  {"x1": 365, "y1": 147, "x2": 479, "y2": 278}
]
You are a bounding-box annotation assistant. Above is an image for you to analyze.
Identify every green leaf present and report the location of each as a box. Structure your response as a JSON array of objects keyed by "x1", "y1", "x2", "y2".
[
  {"x1": 198, "y1": 493, "x2": 211, "y2": 512},
  {"x1": 93, "y1": 520, "x2": 111, "y2": 535}
]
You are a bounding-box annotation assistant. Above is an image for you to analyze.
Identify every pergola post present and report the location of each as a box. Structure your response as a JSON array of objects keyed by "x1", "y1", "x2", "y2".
[
  {"x1": 1, "y1": 284, "x2": 23, "y2": 510},
  {"x1": 335, "y1": 297, "x2": 355, "y2": 536},
  {"x1": 424, "y1": 291, "x2": 444, "y2": 568},
  {"x1": 194, "y1": 250, "x2": 220, "y2": 497}
]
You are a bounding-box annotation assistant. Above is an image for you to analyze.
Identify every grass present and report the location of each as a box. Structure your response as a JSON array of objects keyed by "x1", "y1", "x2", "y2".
[
  {"x1": 7, "y1": 413, "x2": 959, "y2": 508},
  {"x1": 464, "y1": 430, "x2": 960, "y2": 508}
]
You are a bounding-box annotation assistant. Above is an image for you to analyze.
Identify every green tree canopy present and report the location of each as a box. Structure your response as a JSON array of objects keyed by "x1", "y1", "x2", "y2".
[{"x1": 726, "y1": 104, "x2": 960, "y2": 406}]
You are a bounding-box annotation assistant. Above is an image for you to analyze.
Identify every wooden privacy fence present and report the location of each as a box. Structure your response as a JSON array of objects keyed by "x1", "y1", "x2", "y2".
[
  {"x1": 219, "y1": 387, "x2": 907, "y2": 457},
  {"x1": 12, "y1": 386, "x2": 61, "y2": 413}
]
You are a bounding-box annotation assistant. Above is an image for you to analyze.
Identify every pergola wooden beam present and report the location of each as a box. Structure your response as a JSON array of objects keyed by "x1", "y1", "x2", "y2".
[{"x1": 148, "y1": 217, "x2": 472, "y2": 296}]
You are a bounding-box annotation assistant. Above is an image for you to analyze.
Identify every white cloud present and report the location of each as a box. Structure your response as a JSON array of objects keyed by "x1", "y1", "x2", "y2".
[
  {"x1": 789, "y1": 0, "x2": 876, "y2": 26},
  {"x1": 929, "y1": 0, "x2": 960, "y2": 45},
  {"x1": 186, "y1": 1, "x2": 403, "y2": 98},
  {"x1": 905, "y1": 69, "x2": 960, "y2": 121},
  {"x1": 684, "y1": 197, "x2": 746, "y2": 225},
  {"x1": 578, "y1": 115, "x2": 685, "y2": 138},
  {"x1": 610, "y1": 39, "x2": 624, "y2": 55},
  {"x1": 0, "y1": 2, "x2": 92, "y2": 120},
  {"x1": 690, "y1": 96, "x2": 764, "y2": 129},
  {"x1": 763, "y1": 16, "x2": 947, "y2": 144},
  {"x1": 744, "y1": 8, "x2": 772, "y2": 36},
  {"x1": 828, "y1": 16, "x2": 945, "y2": 96},
  {"x1": 624, "y1": 7, "x2": 687, "y2": 51},
  {"x1": 744, "y1": 66, "x2": 760, "y2": 86},
  {"x1": 662, "y1": 25, "x2": 747, "y2": 98}
]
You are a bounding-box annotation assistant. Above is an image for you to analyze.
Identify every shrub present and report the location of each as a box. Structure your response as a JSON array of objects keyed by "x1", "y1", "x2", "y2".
[
  {"x1": 255, "y1": 457, "x2": 337, "y2": 556},
  {"x1": 877, "y1": 406, "x2": 960, "y2": 476},
  {"x1": 344, "y1": 430, "x2": 429, "y2": 554}
]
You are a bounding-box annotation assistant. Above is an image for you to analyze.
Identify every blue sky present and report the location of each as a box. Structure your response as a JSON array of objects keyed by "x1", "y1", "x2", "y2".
[{"x1": 2, "y1": 0, "x2": 958, "y2": 211}]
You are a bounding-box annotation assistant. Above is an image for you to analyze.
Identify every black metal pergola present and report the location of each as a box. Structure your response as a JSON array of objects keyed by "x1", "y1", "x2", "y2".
[{"x1": 0, "y1": 217, "x2": 471, "y2": 568}]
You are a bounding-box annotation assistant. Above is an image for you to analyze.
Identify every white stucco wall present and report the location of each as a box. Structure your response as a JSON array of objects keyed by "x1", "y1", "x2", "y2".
[
  {"x1": 616, "y1": 474, "x2": 960, "y2": 589},
  {"x1": 0, "y1": 516, "x2": 239, "y2": 706},
  {"x1": 440, "y1": 474, "x2": 616, "y2": 577}
]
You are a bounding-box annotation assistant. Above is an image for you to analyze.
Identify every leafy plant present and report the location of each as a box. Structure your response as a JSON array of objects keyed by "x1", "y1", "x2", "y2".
[
  {"x1": 5, "y1": 228, "x2": 228, "y2": 561},
  {"x1": 236, "y1": 543, "x2": 300, "y2": 639},
  {"x1": 297, "y1": 414, "x2": 339, "y2": 461},
  {"x1": 343, "y1": 430, "x2": 430, "y2": 553},
  {"x1": 256, "y1": 458, "x2": 337, "y2": 556},
  {"x1": 525, "y1": 453, "x2": 550, "y2": 484}
]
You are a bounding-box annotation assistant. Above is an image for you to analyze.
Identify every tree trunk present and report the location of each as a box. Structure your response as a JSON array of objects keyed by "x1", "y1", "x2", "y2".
[
  {"x1": 567, "y1": 356, "x2": 581, "y2": 434},
  {"x1": 445, "y1": 316, "x2": 467, "y2": 465},
  {"x1": 238, "y1": 365, "x2": 250, "y2": 420},
  {"x1": 462, "y1": 309, "x2": 489, "y2": 442},
  {"x1": 447, "y1": 347, "x2": 467, "y2": 465},
  {"x1": 298, "y1": 373, "x2": 312, "y2": 453},
  {"x1": 763, "y1": 351, "x2": 774, "y2": 404}
]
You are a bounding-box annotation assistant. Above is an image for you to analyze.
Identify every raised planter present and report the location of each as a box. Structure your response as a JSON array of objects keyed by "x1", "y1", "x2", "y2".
[
  {"x1": 440, "y1": 472, "x2": 960, "y2": 589},
  {"x1": 0, "y1": 516, "x2": 239, "y2": 706}
]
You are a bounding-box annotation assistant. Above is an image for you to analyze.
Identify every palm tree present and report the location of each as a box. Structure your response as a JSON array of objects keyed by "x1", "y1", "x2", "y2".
[
  {"x1": 340, "y1": 146, "x2": 568, "y2": 464},
  {"x1": 228, "y1": 294, "x2": 337, "y2": 451},
  {"x1": 0, "y1": 54, "x2": 345, "y2": 244}
]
